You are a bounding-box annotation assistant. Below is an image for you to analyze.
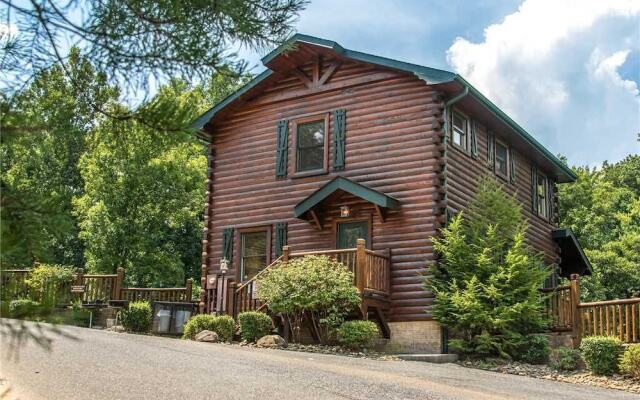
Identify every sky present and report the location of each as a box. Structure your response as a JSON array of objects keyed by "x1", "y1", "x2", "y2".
[{"x1": 239, "y1": 0, "x2": 640, "y2": 167}]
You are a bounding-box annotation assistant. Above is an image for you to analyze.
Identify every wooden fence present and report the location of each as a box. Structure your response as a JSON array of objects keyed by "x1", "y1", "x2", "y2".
[
  {"x1": 545, "y1": 274, "x2": 640, "y2": 347},
  {"x1": 1, "y1": 267, "x2": 193, "y2": 305}
]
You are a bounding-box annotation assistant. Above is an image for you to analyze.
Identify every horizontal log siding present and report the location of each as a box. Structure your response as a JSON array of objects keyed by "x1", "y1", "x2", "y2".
[
  {"x1": 445, "y1": 119, "x2": 559, "y2": 263},
  {"x1": 205, "y1": 60, "x2": 440, "y2": 322}
]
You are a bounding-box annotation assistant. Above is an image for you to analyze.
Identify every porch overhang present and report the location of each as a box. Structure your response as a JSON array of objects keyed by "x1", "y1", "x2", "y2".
[
  {"x1": 552, "y1": 228, "x2": 593, "y2": 278},
  {"x1": 293, "y1": 176, "x2": 400, "y2": 227}
]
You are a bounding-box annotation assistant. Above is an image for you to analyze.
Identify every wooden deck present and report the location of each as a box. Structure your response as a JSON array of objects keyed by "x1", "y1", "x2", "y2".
[{"x1": 204, "y1": 238, "x2": 392, "y2": 338}]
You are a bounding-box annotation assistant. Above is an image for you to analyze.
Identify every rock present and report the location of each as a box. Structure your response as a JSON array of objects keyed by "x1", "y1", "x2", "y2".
[
  {"x1": 107, "y1": 325, "x2": 125, "y2": 333},
  {"x1": 256, "y1": 334, "x2": 287, "y2": 348},
  {"x1": 195, "y1": 330, "x2": 219, "y2": 343}
]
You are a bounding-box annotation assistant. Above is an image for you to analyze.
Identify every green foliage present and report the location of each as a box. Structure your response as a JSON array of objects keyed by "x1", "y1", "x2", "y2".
[
  {"x1": 619, "y1": 345, "x2": 640, "y2": 378},
  {"x1": 257, "y1": 255, "x2": 361, "y2": 343},
  {"x1": 550, "y1": 347, "x2": 582, "y2": 371},
  {"x1": 515, "y1": 334, "x2": 550, "y2": 364},
  {"x1": 558, "y1": 157, "x2": 640, "y2": 301},
  {"x1": 26, "y1": 264, "x2": 75, "y2": 307},
  {"x1": 70, "y1": 301, "x2": 92, "y2": 327},
  {"x1": 238, "y1": 312, "x2": 273, "y2": 342},
  {"x1": 182, "y1": 314, "x2": 236, "y2": 342},
  {"x1": 580, "y1": 336, "x2": 623, "y2": 375},
  {"x1": 429, "y1": 176, "x2": 549, "y2": 359},
  {"x1": 120, "y1": 301, "x2": 153, "y2": 333},
  {"x1": 336, "y1": 320, "x2": 379, "y2": 350},
  {"x1": 9, "y1": 299, "x2": 40, "y2": 318}
]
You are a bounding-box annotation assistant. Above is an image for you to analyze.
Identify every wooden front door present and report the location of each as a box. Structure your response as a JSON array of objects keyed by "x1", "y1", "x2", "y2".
[{"x1": 336, "y1": 220, "x2": 370, "y2": 249}]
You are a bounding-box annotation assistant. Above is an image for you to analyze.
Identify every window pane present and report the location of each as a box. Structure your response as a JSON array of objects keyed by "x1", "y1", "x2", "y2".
[
  {"x1": 241, "y1": 232, "x2": 267, "y2": 280},
  {"x1": 537, "y1": 175, "x2": 547, "y2": 217},
  {"x1": 452, "y1": 112, "x2": 467, "y2": 149},
  {"x1": 495, "y1": 143, "x2": 508, "y2": 176},
  {"x1": 297, "y1": 146, "x2": 324, "y2": 171},
  {"x1": 297, "y1": 121, "x2": 324, "y2": 147},
  {"x1": 453, "y1": 113, "x2": 466, "y2": 131}
]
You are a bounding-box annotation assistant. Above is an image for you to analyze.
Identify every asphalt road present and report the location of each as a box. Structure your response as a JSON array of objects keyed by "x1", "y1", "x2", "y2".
[{"x1": 0, "y1": 320, "x2": 635, "y2": 400}]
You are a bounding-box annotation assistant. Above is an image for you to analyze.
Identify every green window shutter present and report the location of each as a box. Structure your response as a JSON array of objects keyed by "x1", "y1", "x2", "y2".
[
  {"x1": 530, "y1": 165, "x2": 538, "y2": 214},
  {"x1": 509, "y1": 147, "x2": 516, "y2": 183},
  {"x1": 275, "y1": 120, "x2": 289, "y2": 178},
  {"x1": 470, "y1": 120, "x2": 478, "y2": 159},
  {"x1": 222, "y1": 228, "x2": 233, "y2": 263},
  {"x1": 274, "y1": 222, "x2": 288, "y2": 257},
  {"x1": 333, "y1": 109, "x2": 346, "y2": 170},
  {"x1": 548, "y1": 179, "x2": 555, "y2": 221},
  {"x1": 486, "y1": 131, "x2": 495, "y2": 169}
]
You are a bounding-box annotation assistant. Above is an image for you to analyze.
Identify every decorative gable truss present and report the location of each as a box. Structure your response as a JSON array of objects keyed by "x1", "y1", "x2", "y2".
[{"x1": 290, "y1": 56, "x2": 342, "y2": 89}]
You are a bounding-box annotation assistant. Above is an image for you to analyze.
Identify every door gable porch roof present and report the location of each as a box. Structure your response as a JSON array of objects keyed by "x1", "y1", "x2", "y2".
[{"x1": 294, "y1": 176, "x2": 400, "y2": 220}]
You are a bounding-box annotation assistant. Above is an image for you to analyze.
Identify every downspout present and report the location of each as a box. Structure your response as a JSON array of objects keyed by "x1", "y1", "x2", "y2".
[{"x1": 439, "y1": 86, "x2": 468, "y2": 355}]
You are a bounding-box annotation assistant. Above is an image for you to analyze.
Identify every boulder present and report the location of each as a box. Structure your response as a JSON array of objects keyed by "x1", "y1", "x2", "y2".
[
  {"x1": 256, "y1": 334, "x2": 287, "y2": 349},
  {"x1": 107, "y1": 325, "x2": 125, "y2": 333},
  {"x1": 195, "y1": 330, "x2": 219, "y2": 343}
]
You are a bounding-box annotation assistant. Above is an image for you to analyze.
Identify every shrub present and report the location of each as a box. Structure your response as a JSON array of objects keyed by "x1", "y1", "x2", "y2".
[
  {"x1": 120, "y1": 301, "x2": 152, "y2": 333},
  {"x1": 337, "y1": 320, "x2": 379, "y2": 350},
  {"x1": 9, "y1": 299, "x2": 40, "y2": 318},
  {"x1": 238, "y1": 312, "x2": 273, "y2": 342},
  {"x1": 429, "y1": 176, "x2": 550, "y2": 359},
  {"x1": 580, "y1": 335, "x2": 623, "y2": 375},
  {"x1": 70, "y1": 301, "x2": 91, "y2": 327},
  {"x1": 26, "y1": 264, "x2": 74, "y2": 306},
  {"x1": 516, "y1": 334, "x2": 550, "y2": 364},
  {"x1": 550, "y1": 347, "x2": 582, "y2": 371},
  {"x1": 619, "y1": 345, "x2": 640, "y2": 378},
  {"x1": 182, "y1": 314, "x2": 235, "y2": 342},
  {"x1": 257, "y1": 255, "x2": 361, "y2": 343}
]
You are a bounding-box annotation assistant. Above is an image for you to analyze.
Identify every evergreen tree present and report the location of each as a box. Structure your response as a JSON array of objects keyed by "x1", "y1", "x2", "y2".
[{"x1": 429, "y1": 176, "x2": 549, "y2": 358}]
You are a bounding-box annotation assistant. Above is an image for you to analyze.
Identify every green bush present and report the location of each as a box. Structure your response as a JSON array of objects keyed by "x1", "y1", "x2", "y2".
[
  {"x1": 516, "y1": 334, "x2": 550, "y2": 364},
  {"x1": 580, "y1": 335, "x2": 623, "y2": 375},
  {"x1": 70, "y1": 301, "x2": 91, "y2": 327},
  {"x1": 619, "y1": 345, "x2": 640, "y2": 378},
  {"x1": 238, "y1": 311, "x2": 273, "y2": 342},
  {"x1": 9, "y1": 299, "x2": 40, "y2": 318},
  {"x1": 120, "y1": 301, "x2": 152, "y2": 333},
  {"x1": 182, "y1": 314, "x2": 236, "y2": 341},
  {"x1": 26, "y1": 264, "x2": 75, "y2": 306},
  {"x1": 337, "y1": 320, "x2": 379, "y2": 350},
  {"x1": 550, "y1": 347, "x2": 582, "y2": 371},
  {"x1": 257, "y1": 255, "x2": 361, "y2": 343}
]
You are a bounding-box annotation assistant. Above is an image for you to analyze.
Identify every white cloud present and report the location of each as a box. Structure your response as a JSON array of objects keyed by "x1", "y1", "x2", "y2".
[
  {"x1": 446, "y1": 0, "x2": 640, "y2": 166},
  {"x1": 0, "y1": 22, "x2": 18, "y2": 38}
]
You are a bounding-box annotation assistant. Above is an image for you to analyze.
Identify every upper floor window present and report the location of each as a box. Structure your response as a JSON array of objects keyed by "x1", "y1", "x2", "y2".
[
  {"x1": 240, "y1": 227, "x2": 270, "y2": 281},
  {"x1": 495, "y1": 140, "x2": 509, "y2": 179},
  {"x1": 451, "y1": 111, "x2": 468, "y2": 150},
  {"x1": 294, "y1": 115, "x2": 329, "y2": 174},
  {"x1": 536, "y1": 173, "x2": 548, "y2": 218}
]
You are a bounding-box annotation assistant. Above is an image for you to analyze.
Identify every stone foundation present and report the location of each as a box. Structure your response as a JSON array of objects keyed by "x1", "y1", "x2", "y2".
[{"x1": 384, "y1": 321, "x2": 442, "y2": 354}]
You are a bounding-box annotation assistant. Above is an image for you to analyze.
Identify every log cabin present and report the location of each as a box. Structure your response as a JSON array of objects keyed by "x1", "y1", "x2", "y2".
[{"x1": 191, "y1": 34, "x2": 592, "y2": 353}]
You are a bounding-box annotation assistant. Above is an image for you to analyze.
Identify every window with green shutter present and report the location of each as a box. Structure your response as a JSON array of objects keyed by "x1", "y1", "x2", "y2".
[
  {"x1": 531, "y1": 165, "x2": 538, "y2": 214},
  {"x1": 274, "y1": 222, "x2": 288, "y2": 257},
  {"x1": 509, "y1": 148, "x2": 516, "y2": 184},
  {"x1": 276, "y1": 120, "x2": 289, "y2": 178},
  {"x1": 470, "y1": 120, "x2": 478, "y2": 159},
  {"x1": 333, "y1": 109, "x2": 346, "y2": 170},
  {"x1": 487, "y1": 131, "x2": 495, "y2": 169}
]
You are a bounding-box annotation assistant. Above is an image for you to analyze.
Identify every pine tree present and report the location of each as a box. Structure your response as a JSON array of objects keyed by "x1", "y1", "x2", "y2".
[{"x1": 429, "y1": 176, "x2": 549, "y2": 358}]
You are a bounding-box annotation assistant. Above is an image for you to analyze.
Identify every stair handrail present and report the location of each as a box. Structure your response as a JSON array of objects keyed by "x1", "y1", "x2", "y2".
[{"x1": 234, "y1": 255, "x2": 284, "y2": 294}]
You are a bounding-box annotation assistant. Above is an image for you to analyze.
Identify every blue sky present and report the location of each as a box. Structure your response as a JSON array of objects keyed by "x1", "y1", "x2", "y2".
[{"x1": 239, "y1": 0, "x2": 640, "y2": 167}]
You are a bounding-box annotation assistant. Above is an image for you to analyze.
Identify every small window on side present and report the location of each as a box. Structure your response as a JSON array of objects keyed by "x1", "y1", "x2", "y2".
[
  {"x1": 536, "y1": 174, "x2": 548, "y2": 219},
  {"x1": 451, "y1": 111, "x2": 468, "y2": 150},
  {"x1": 495, "y1": 141, "x2": 509, "y2": 178}
]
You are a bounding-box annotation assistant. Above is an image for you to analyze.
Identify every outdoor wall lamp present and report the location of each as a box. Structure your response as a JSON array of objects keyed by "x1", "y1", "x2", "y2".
[
  {"x1": 340, "y1": 205, "x2": 351, "y2": 218},
  {"x1": 220, "y1": 258, "x2": 229, "y2": 274}
]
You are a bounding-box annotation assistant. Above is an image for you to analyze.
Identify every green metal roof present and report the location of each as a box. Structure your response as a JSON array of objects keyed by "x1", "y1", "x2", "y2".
[
  {"x1": 294, "y1": 176, "x2": 400, "y2": 219},
  {"x1": 190, "y1": 33, "x2": 575, "y2": 182}
]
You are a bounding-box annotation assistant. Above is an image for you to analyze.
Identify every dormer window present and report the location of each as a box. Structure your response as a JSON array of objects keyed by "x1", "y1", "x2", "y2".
[{"x1": 451, "y1": 111, "x2": 468, "y2": 150}]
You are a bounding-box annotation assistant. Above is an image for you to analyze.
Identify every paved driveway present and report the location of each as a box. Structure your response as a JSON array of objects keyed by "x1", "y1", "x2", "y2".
[{"x1": 0, "y1": 320, "x2": 635, "y2": 400}]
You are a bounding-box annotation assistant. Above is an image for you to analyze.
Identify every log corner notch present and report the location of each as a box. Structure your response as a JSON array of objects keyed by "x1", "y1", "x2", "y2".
[{"x1": 200, "y1": 145, "x2": 215, "y2": 313}]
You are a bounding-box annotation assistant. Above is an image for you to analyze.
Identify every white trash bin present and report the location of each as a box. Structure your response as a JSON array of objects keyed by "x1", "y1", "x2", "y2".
[
  {"x1": 174, "y1": 310, "x2": 192, "y2": 334},
  {"x1": 157, "y1": 309, "x2": 172, "y2": 333}
]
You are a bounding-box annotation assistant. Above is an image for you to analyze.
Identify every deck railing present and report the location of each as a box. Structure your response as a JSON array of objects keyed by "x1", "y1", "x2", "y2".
[
  {"x1": 541, "y1": 284, "x2": 573, "y2": 332},
  {"x1": 1, "y1": 267, "x2": 192, "y2": 305},
  {"x1": 579, "y1": 298, "x2": 639, "y2": 343},
  {"x1": 228, "y1": 239, "x2": 391, "y2": 317}
]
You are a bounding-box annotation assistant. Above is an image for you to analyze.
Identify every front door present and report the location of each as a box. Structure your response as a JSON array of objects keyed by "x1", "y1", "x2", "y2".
[{"x1": 336, "y1": 220, "x2": 370, "y2": 249}]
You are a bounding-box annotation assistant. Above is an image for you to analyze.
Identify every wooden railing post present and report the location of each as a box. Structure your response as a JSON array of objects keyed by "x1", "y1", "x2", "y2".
[
  {"x1": 114, "y1": 267, "x2": 125, "y2": 300},
  {"x1": 570, "y1": 274, "x2": 582, "y2": 348},
  {"x1": 282, "y1": 245, "x2": 291, "y2": 262},
  {"x1": 185, "y1": 278, "x2": 193, "y2": 302},
  {"x1": 355, "y1": 239, "x2": 366, "y2": 295}
]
